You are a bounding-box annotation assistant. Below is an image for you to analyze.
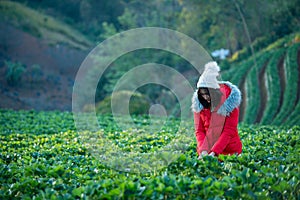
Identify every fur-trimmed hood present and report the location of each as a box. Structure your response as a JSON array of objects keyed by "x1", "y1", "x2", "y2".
[{"x1": 191, "y1": 81, "x2": 242, "y2": 116}]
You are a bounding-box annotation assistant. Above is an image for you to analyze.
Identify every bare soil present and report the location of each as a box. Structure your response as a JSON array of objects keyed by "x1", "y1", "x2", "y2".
[
  {"x1": 276, "y1": 54, "x2": 286, "y2": 118},
  {"x1": 296, "y1": 47, "x2": 300, "y2": 105},
  {"x1": 0, "y1": 22, "x2": 89, "y2": 111}
]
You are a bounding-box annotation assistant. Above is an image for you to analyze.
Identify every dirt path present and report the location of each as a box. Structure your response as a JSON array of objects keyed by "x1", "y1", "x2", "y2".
[
  {"x1": 238, "y1": 62, "x2": 255, "y2": 122},
  {"x1": 296, "y1": 47, "x2": 300, "y2": 105},
  {"x1": 239, "y1": 79, "x2": 246, "y2": 122},
  {"x1": 275, "y1": 55, "x2": 286, "y2": 118}
]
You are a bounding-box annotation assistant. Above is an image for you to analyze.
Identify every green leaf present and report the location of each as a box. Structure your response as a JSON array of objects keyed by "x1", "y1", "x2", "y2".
[{"x1": 72, "y1": 187, "x2": 84, "y2": 197}]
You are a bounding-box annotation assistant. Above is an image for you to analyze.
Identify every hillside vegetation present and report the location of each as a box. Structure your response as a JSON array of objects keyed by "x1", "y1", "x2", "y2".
[
  {"x1": 222, "y1": 33, "x2": 300, "y2": 126},
  {"x1": 1, "y1": 1, "x2": 299, "y2": 127},
  {"x1": 0, "y1": 1, "x2": 92, "y2": 50}
]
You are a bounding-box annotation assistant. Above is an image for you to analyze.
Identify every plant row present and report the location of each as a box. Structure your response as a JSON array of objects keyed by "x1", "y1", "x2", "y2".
[
  {"x1": 225, "y1": 33, "x2": 300, "y2": 125},
  {"x1": 287, "y1": 102, "x2": 300, "y2": 126},
  {"x1": 221, "y1": 58, "x2": 254, "y2": 87},
  {"x1": 243, "y1": 52, "x2": 272, "y2": 124},
  {"x1": 260, "y1": 49, "x2": 286, "y2": 124}
]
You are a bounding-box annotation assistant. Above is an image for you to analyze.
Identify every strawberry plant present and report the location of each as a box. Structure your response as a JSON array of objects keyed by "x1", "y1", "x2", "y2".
[{"x1": 0, "y1": 109, "x2": 299, "y2": 199}]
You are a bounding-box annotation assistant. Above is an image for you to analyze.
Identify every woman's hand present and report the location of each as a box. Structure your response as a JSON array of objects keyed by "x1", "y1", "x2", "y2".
[
  {"x1": 208, "y1": 152, "x2": 215, "y2": 156},
  {"x1": 198, "y1": 151, "x2": 208, "y2": 159},
  {"x1": 198, "y1": 151, "x2": 215, "y2": 159}
]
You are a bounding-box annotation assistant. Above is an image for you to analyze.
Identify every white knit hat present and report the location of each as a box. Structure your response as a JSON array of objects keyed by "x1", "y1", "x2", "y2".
[{"x1": 197, "y1": 61, "x2": 220, "y2": 89}]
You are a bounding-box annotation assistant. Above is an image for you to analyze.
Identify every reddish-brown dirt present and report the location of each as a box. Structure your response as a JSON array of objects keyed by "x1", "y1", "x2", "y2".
[
  {"x1": 239, "y1": 79, "x2": 246, "y2": 122},
  {"x1": 296, "y1": 47, "x2": 300, "y2": 105},
  {"x1": 0, "y1": 22, "x2": 89, "y2": 111},
  {"x1": 275, "y1": 54, "x2": 286, "y2": 119}
]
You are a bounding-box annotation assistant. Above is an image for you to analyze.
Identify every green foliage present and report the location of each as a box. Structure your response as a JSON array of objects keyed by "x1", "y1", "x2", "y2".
[
  {"x1": 221, "y1": 50, "x2": 273, "y2": 86},
  {"x1": 243, "y1": 52, "x2": 272, "y2": 124},
  {"x1": 265, "y1": 33, "x2": 299, "y2": 51},
  {"x1": 286, "y1": 102, "x2": 300, "y2": 126},
  {"x1": 260, "y1": 49, "x2": 286, "y2": 125},
  {"x1": 178, "y1": 0, "x2": 230, "y2": 51},
  {"x1": 179, "y1": 0, "x2": 299, "y2": 60},
  {"x1": 116, "y1": 0, "x2": 181, "y2": 30},
  {"x1": 90, "y1": 90, "x2": 150, "y2": 116},
  {"x1": 0, "y1": 109, "x2": 299, "y2": 199},
  {"x1": 8, "y1": 0, "x2": 125, "y2": 41},
  {"x1": 0, "y1": 110, "x2": 76, "y2": 135},
  {"x1": 98, "y1": 22, "x2": 118, "y2": 41},
  {"x1": 92, "y1": 48, "x2": 193, "y2": 104},
  {"x1": 221, "y1": 58, "x2": 254, "y2": 86},
  {"x1": 229, "y1": 33, "x2": 299, "y2": 64},
  {"x1": 272, "y1": 43, "x2": 300, "y2": 125},
  {"x1": 4, "y1": 0, "x2": 300, "y2": 54},
  {"x1": 0, "y1": 1, "x2": 92, "y2": 50},
  {"x1": 230, "y1": 49, "x2": 250, "y2": 63},
  {"x1": 218, "y1": 59, "x2": 230, "y2": 71},
  {"x1": 26, "y1": 64, "x2": 43, "y2": 83},
  {"x1": 267, "y1": 0, "x2": 300, "y2": 37},
  {"x1": 223, "y1": 33, "x2": 300, "y2": 125},
  {"x1": 2, "y1": 1, "x2": 300, "y2": 127},
  {"x1": 4, "y1": 60, "x2": 26, "y2": 86}
]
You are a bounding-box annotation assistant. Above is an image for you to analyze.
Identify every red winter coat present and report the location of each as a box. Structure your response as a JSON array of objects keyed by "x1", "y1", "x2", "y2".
[{"x1": 191, "y1": 81, "x2": 242, "y2": 156}]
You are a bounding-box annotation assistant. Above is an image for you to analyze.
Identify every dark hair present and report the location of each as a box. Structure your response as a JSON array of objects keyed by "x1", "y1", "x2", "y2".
[{"x1": 197, "y1": 87, "x2": 222, "y2": 109}]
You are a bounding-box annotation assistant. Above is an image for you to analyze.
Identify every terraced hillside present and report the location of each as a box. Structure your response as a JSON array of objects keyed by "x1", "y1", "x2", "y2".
[{"x1": 222, "y1": 33, "x2": 300, "y2": 126}]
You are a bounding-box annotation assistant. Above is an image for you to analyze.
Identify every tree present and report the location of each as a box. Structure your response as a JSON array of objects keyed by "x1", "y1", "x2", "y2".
[
  {"x1": 177, "y1": 0, "x2": 300, "y2": 53},
  {"x1": 5, "y1": 61, "x2": 26, "y2": 86}
]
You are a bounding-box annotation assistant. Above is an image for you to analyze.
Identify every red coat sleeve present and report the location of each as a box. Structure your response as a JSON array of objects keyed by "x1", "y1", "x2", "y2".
[
  {"x1": 211, "y1": 108, "x2": 239, "y2": 155},
  {"x1": 194, "y1": 112, "x2": 206, "y2": 154}
]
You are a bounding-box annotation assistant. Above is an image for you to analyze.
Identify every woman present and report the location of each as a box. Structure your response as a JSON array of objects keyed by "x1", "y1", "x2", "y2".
[{"x1": 191, "y1": 61, "x2": 242, "y2": 159}]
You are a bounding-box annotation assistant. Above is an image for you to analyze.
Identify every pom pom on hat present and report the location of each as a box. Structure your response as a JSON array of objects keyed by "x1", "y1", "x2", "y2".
[{"x1": 197, "y1": 61, "x2": 220, "y2": 89}]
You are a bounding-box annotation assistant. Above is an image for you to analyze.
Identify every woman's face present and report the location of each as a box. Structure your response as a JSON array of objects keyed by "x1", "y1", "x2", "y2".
[
  {"x1": 198, "y1": 88, "x2": 211, "y2": 104},
  {"x1": 197, "y1": 87, "x2": 222, "y2": 109},
  {"x1": 197, "y1": 88, "x2": 211, "y2": 108}
]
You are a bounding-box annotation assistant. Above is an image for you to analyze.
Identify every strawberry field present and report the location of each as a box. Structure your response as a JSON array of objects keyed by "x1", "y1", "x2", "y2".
[{"x1": 0, "y1": 110, "x2": 299, "y2": 199}]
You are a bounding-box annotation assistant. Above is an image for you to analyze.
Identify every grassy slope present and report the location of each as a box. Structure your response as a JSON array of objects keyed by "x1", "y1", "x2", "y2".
[{"x1": 0, "y1": 1, "x2": 92, "y2": 50}]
